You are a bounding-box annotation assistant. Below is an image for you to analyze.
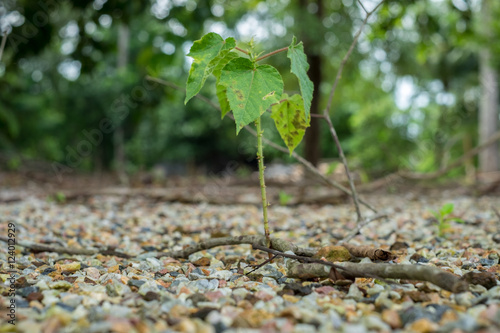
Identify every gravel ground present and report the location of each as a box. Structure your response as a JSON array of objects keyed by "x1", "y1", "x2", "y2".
[{"x1": 0, "y1": 190, "x2": 499, "y2": 332}]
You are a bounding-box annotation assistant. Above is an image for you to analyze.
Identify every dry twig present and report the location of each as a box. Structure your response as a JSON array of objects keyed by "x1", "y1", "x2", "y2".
[{"x1": 322, "y1": 0, "x2": 386, "y2": 222}]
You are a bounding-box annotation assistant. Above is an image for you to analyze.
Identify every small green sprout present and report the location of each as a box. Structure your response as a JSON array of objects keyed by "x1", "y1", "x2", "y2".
[
  {"x1": 279, "y1": 190, "x2": 293, "y2": 206},
  {"x1": 430, "y1": 203, "x2": 465, "y2": 237}
]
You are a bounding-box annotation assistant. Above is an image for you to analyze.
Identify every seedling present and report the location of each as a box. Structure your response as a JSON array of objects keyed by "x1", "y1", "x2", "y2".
[
  {"x1": 184, "y1": 33, "x2": 313, "y2": 246},
  {"x1": 430, "y1": 203, "x2": 465, "y2": 237}
]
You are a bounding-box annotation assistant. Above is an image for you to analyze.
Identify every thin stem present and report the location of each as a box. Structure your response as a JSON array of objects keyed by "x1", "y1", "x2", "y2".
[
  {"x1": 255, "y1": 117, "x2": 271, "y2": 247},
  {"x1": 235, "y1": 46, "x2": 249, "y2": 55},
  {"x1": 256, "y1": 47, "x2": 288, "y2": 62},
  {"x1": 322, "y1": 0, "x2": 385, "y2": 222},
  {"x1": 0, "y1": 31, "x2": 9, "y2": 63},
  {"x1": 325, "y1": 115, "x2": 363, "y2": 222}
]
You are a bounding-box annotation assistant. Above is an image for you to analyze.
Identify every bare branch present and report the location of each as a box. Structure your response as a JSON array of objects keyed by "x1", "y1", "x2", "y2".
[
  {"x1": 0, "y1": 236, "x2": 132, "y2": 258},
  {"x1": 340, "y1": 214, "x2": 388, "y2": 243},
  {"x1": 322, "y1": 0, "x2": 385, "y2": 222},
  {"x1": 0, "y1": 31, "x2": 9, "y2": 63}
]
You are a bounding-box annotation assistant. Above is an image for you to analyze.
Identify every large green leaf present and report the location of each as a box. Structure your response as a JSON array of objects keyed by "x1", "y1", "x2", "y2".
[
  {"x1": 271, "y1": 93, "x2": 310, "y2": 154},
  {"x1": 287, "y1": 36, "x2": 313, "y2": 119},
  {"x1": 219, "y1": 57, "x2": 283, "y2": 133},
  {"x1": 213, "y1": 51, "x2": 238, "y2": 119},
  {"x1": 185, "y1": 33, "x2": 235, "y2": 104}
]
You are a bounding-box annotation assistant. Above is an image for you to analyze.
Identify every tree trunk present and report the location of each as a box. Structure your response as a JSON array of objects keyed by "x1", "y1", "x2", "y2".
[
  {"x1": 478, "y1": 0, "x2": 499, "y2": 175},
  {"x1": 115, "y1": 23, "x2": 130, "y2": 185},
  {"x1": 300, "y1": 0, "x2": 323, "y2": 167},
  {"x1": 304, "y1": 54, "x2": 322, "y2": 166}
]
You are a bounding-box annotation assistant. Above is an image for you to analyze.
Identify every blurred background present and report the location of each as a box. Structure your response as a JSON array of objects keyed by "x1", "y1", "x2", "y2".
[{"x1": 0, "y1": 0, "x2": 499, "y2": 186}]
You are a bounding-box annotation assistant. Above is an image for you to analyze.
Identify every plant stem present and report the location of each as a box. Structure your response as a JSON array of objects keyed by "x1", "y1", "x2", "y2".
[
  {"x1": 235, "y1": 46, "x2": 249, "y2": 55},
  {"x1": 255, "y1": 117, "x2": 271, "y2": 247},
  {"x1": 256, "y1": 47, "x2": 288, "y2": 62}
]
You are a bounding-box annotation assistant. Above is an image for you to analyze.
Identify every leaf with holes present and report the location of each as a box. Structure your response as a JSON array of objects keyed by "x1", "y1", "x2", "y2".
[
  {"x1": 271, "y1": 93, "x2": 310, "y2": 154},
  {"x1": 287, "y1": 36, "x2": 313, "y2": 120},
  {"x1": 185, "y1": 33, "x2": 235, "y2": 104},
  {"x1": 219, "y1": 57, "x2": 283, "y2": 133}
]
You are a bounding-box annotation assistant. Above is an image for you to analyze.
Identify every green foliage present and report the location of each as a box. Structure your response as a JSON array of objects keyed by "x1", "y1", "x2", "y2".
[
  {"x1": 430, "y1": 203, "x2": 465, "y2": 237},
  {"x1": 287, "y1": 37, "x2": 314, "y2": 120},
  {"x1": 185, "y1": 33, "x2": 236, "y2": 104},
  {"x1": 219, "y1": 58, "x2": 283, "y2": 132},
  {"x1": 185, "y1": 33, "x2": 311, "y2": 154}
]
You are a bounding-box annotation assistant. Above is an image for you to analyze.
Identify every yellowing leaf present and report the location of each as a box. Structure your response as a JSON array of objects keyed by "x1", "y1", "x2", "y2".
[{"x1": 271, "y1": 94, "x2": 310, "y2": 154}]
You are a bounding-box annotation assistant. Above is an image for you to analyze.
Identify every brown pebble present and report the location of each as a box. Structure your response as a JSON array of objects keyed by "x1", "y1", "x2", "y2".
[
  {"x1": 192, "y1": 257, "x2": 211, "y2": 267},
  {"x1": 27, "y1": 292, "x2": 44, "y2": 302},
  {"x1": 462, "y1": 272, "x2": 497, "y2": 290}
]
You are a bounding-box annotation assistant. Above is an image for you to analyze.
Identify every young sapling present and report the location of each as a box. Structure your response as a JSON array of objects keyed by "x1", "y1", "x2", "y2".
[{"x1": 184, "y1": 33, "x2": 313, "y2": 247}]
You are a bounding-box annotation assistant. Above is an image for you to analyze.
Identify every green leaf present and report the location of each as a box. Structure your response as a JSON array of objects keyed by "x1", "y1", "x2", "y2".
[
  {"x1": 440, "y1": 203, "x2": 454, "y2": 216},
  {"x1": 214, "y1": 51, "x2": 239, "y2": 119},
  {"x1": 271, "y1": 93, "x2": 310, "y2": 154},
  {"x1": 185, "y1": 33, "x2": 235, "y2": 104},
  {"x1": 287, "y1": 36, "x2": 314, "y2": 120},
  {"x1": 216, "y1": 83, "x2": 231, "y2": 119},
  {"x1": 219, "y1": 57, "x2": 283, "y2": 133}
]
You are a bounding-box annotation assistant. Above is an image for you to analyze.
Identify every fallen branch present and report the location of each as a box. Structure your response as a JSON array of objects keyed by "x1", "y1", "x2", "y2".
[
  {"x1": 286, "y1": 261, "x2": 469, "y2": 293},
  {"x1": 342, "y1": 243, "x2": 394, "y2": 261},
  {"x1": 0, "y1": 236, "x2": 132, "y2": 258},
  {"x1": 145, "y1": 76, "x2": 377, "y2": 213},
  {"x1": 154, "y1": 236, "x2": 316, "y2": 259},
  {"x1": 254, "y1": 243, "x2": 468, "y2": 293}
]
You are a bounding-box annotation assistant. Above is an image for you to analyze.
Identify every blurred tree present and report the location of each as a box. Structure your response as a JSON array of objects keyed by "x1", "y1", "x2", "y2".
[{"x1": 478, "y1": 0, "x2": 499, "y2": 174}]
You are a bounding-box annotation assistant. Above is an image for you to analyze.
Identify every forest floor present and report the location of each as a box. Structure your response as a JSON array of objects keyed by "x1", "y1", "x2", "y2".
[{"x1": 0, "y1": 171, "x2": 499, "y2": 332}]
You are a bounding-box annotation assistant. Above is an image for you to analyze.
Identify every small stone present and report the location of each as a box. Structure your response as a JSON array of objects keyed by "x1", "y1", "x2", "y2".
[
  {"x1": 17, "y1": 286, "x2": 39, "y2": 298},
  {"x1": 107, "y1": 265, "x2": 120, "y2": 273},
  {"x1": 138, "y1": 280, "x2": 160, "y2": 296},
  {"x1": 58, "y1": 262, "x2": 81, "y2": 273},
  {"x1": 127, "y1": 279, "x2": 146, "y2": 288},
  {"x1": 49, "y1": 280, "x2": 73, "y2": 290},
  {"x1": 85, "y1": 267, "x2": 100, "y2": 280},
  {"x1": 282, "y1": 294, "x2": 299, "y2": 304},
  {"x1": 382, "y1": 309, "x2": 402, "y2": 329},
  {"x1": 364, "y1": 314, "x2": 391, "y2": 331},
  {"x1": 492, "y1": 233, "x2": 500, "y2": 244},
  {"x1": 479, "y1": 258, "x2": 497, "y2": 266},
  {"x1": 390, "y1": 241, "x2": 409, "y2": 251},
  {"x1": 254, "y1": 290, "x2": 274, "y2": 301},
  {"x1": 106, "y1": 280, "x2": 131, "y2": 297},
  {"x1": 346, "y1": 284, "x2": 364, "y2": 301},
  {"x1": 408, "y1": 318, "x2": 439, "y2": 333},
  {"x1": 143, "y1": 291, "x2": 161, "y2": 301},
  {"x1": 27, "y1": 292, "x2": 44, "y2": 302},
  {"x1": 192, "y1": 257, "x2": 211, "y2": 267},
  {"x1": 314, "y1": 286, "x2": 336, "y2": 296},
  {"x1": 455, "y1": 292, "x2": 476, "y2": 307}
]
